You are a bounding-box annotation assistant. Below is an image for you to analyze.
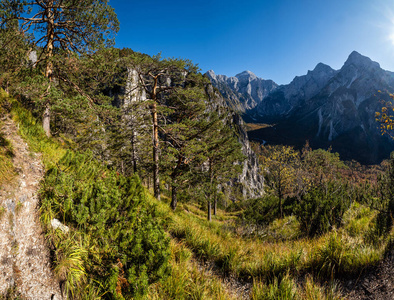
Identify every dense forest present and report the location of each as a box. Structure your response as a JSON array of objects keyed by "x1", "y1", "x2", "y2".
[{"x1": 1, "y1": 1, "x2": 394, "y2": 299}]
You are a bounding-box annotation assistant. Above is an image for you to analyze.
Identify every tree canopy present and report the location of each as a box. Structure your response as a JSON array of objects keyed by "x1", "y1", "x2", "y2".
[{"x1": 0, "y1": 0, "x2": 119, "y2": 136}]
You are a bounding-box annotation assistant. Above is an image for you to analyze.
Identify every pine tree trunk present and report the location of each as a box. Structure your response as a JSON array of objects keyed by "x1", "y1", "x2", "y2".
[
  {"x1": 151, "y1": 102, "x2": 160, "y2": 200},
  {"x1": 213, "y1": 198, "x2": 217, "y2": 216},
  {"x1": 208, "y1": 201, "x2": 212, "y2": 221},
  {"x1": 43, "y1": 103, "x2": 51, "y2": 138},
  {"x1": 131, "y1": 130, "x2": 137, "y2": 173},
  {"x1": 43, "y1": 1, "x2": 54, "y2": 138},
  {"x1": 171, "y1": 183, "x2": 177, "y2": 211}
]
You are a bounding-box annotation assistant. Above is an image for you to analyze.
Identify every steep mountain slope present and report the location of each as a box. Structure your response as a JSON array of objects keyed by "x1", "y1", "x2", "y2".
[
  {"x1": 247, "y1": 62, "x2": 337, "y2": 122},
  {"x1": 206, "y1": 70, "x2": 278, "y2": 113},
  {"x1": 210, "y1": 51, "x2": 394, "y2": 164}
]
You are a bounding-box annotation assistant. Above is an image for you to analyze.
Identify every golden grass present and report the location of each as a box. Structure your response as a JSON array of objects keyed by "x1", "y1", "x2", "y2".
[
  {"x1": 146, "y1": 240, "x2": 237, "y2": 300},
  {"x1": 146, "y1": 191, "x2": 389, "y2": 299}
]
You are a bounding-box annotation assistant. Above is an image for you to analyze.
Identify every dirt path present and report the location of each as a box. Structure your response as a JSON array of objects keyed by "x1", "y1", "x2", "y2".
[
  {"x1": 0, "y1": 117, "x2": 62, "y2": 299},
  {"x1": 341, "y1": 248, "x2": 394, "y2": 300},
  {"x1": 192, "y1": 257, "x2": 252, "y2": 299}
]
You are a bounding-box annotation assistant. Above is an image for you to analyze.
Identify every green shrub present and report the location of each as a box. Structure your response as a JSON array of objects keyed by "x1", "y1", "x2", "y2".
[
  {"x1": 294, "y1": 181, "x2": 351, "y2": 237},
  {"x1": 374, "y1": 153, "x2": 394, "y2": 236},
  {"x1": 41, "y1": 151, "x2": 170, "y2": 298},
  {"x1": 241, "y1": 195, "x2": 280, "y2": 226}
]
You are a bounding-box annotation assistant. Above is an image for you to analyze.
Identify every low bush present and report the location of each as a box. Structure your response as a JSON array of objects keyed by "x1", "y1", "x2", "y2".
[
  {"x1": 40, "y1": 151, "x2": 171, "y2": 298},
  {"x1": 241, "y1": 195, "x2": 280, "y2": 226},
  {"x1": 294, "y1": 181, "x2": 352, "y2": 237}
]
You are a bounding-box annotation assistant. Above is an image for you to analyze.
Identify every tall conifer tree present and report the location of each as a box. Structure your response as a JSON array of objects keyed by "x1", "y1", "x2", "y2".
[{"x1": 0, "y1": 0, "x2": 119, "y2": 136}]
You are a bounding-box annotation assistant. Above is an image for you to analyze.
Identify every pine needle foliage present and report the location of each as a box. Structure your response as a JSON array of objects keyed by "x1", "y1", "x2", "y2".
[{"x1": 41, "y1": 151, "x2": 171, "y2": 298}]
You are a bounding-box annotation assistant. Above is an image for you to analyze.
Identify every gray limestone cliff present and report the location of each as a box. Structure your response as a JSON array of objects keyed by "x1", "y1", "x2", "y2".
[{"x1": 205, "y1": 83, "x2": 264, "y2": 198}]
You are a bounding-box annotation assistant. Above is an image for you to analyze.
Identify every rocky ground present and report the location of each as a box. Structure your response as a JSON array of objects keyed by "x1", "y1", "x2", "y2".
[
  {"x1": 342, "y1": 248, "x2": 394, "y2": 300},
  {"x1": 0, "y1": 117, "x2": 62, "y2": 299},
  {"x1": 192, "y1": 257, "x2": 252, "y2": 300}
]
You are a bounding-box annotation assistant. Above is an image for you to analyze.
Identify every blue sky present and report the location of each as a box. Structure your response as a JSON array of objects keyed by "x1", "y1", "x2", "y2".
[{"x1": 111, "y1": 0, "x2": 394, "y2": 84}]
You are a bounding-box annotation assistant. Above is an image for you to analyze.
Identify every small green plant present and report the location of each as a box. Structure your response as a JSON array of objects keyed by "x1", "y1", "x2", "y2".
[
  {"x1": 0, "y1": 205, "x2": 5, "y2": 220},
  {"x1": 15, "y1": 201, "x2": 23, "y2": 214},
  {"x1": 0, "y1": 131, "x2": 16, "y2": 185},
  {"x1": 0, "y1": 285, "x2": 22, "y2": 300},
  {"x1": 251, "y1": 275, "x2": 298, "y2": 300},
  {"x1": 11, "y1": 241, "x2": 19, "y2": 256}
]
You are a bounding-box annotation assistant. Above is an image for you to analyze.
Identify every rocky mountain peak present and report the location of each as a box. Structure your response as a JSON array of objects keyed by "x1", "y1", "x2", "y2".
[
  {"x1": 312, "y1": 62, "x2": 335, "y2": 74},
  {"x1": 236, "y1": 70, "x2": 258, "y2": 80},
  {"x1": 344, "y1": 51, "x2": 380, "y2": 70},
  {"x1": 206, "y1": 70, "x2": 278, "y2": 112},
  {"x1": 206, "y1": 69, "x2": 216, "y2": 78}
]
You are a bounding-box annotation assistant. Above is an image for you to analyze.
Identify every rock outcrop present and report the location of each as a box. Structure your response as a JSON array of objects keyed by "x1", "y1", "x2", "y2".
[{"x1": 205, "y1": 83, "x2": 264, "y2": 198}]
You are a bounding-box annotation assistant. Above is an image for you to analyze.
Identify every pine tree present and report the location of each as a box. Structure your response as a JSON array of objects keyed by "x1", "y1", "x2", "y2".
[
  {"x1": 0, "y1": 0, "x2": 119, "y2": 136},
  {"x1": 0, "y1": 20, "x2": 30, "y2": 93},
  {"x1": 127, "y1": 53, "x2": 199, "y2": 201},
  {"x1": 160, "y1": 84, "x2": 210, "y2": 211},
  {"x1": 199, "y1": 113, "x2": 244, "y2": 220}
]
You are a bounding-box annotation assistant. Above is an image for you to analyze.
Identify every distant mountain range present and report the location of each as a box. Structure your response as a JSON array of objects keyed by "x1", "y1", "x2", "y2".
[{"x1": 206, "y1": 51, "x2": 394, "y2": 164}]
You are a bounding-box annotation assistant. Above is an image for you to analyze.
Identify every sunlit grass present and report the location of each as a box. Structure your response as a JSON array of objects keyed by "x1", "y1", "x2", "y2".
[
  {"x1": 10, "y1": 101, "x2": 66, "y2": 168},
  {"x1": 146, "y1": 240, "x2": 236, "y2": 300},
  {"x1": 146, "y1": 189, "x2": 390, "y2": 299}
]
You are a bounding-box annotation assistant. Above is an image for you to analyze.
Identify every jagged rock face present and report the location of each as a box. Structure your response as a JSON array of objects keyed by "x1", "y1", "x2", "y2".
[
  {"x1": 205, "y1": 84, "x2": 264, "y2": 198},
  {"x1": 206, "y1": 70, "x2": 278, "y2": 113},
  {"x1": 246, "y1": 51, "x2": 394, "y2": 164},
  {"x1": 248, "y1": 62, "x2": 337, "y2": 122},
  {"x1": 109, "y1": 68, "x2": 147, "y2": 107},
  {"x1": 208, "y1": 51, "x2": 394, "y2": 164}
]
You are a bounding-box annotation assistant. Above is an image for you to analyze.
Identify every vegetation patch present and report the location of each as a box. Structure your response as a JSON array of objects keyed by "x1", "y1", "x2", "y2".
[
  {"x1": 9, "y1": 100, "x2": 171, "y2": 299},
  {"x1": 0, "y1": 94, "x2": 16, "y2": 185}
]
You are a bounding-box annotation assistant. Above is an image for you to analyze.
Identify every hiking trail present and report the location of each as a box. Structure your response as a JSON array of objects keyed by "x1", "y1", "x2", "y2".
[{"x1": 0, "y1": 116, "x2": 62, "y2": 299}]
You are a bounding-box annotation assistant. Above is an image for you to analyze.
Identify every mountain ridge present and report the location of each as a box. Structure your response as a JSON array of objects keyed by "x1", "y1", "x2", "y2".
[{"x1": 207, "y1": 51, "x2": 394, "y2": 164}]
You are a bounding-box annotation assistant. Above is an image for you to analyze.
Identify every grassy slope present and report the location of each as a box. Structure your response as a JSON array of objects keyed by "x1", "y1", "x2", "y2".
[
  {"x1": 5, "y1": 94, "x2": 236, "y2": 299},
  {"x1": 5, "y1": 92, "x2": 394, "y2": 299},
  {"x1": 148, "y1": 194, "x2": 394, "y2": 299}
]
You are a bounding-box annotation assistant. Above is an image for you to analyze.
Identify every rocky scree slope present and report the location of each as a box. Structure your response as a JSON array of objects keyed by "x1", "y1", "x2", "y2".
[
  {"x1": 209, "y1": 51, "x2": 394, "y2": 164},
  {"x1": 0, "y1": 117, "x2": 62, "y2": 299}
]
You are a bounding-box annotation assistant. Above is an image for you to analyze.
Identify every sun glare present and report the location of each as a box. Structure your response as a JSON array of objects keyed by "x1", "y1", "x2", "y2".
[{"x1": 389, "y1": 32, "x2": 394, "y2": 45}]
